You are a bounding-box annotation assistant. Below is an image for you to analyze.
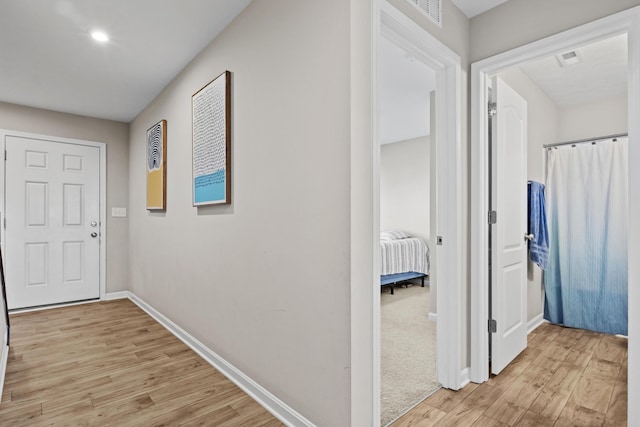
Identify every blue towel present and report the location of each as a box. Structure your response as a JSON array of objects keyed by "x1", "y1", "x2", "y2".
[{"x1": 528, "y1": 181, "x2": 549, "y2": 269}]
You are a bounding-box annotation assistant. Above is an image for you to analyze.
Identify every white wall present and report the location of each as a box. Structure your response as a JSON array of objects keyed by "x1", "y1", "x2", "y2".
[
  {"x1": 380, "y1": 136, "x2": 430, "y2": 244},
  {"x1": 470, "y1": 0, "x2": 640, "y2": 62},
  {"x1": 350, "y1": 0, "x2": 375, "y2": 423},
  {"x1": 558, "y1": 93, "x2": 628, "y2": 142},
  {"x1": 0, "y1": 102, "x2": 130, "y2": 294},
  {"x1": 128, "y1": 1, "x2": 350, "y2": 425},
  {"x1": 498, "y1": 68, "x2": 559, "y2": 325}
]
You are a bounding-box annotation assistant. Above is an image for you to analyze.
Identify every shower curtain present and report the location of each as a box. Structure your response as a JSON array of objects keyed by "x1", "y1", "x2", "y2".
[{"x1": 544, "y1": 137, "x2": 628, "y2": 336}]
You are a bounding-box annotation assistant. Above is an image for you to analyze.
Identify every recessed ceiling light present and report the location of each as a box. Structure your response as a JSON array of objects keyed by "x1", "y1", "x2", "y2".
[{"x1": 91, "y1": 30, "x2": 109, "y2": 43}]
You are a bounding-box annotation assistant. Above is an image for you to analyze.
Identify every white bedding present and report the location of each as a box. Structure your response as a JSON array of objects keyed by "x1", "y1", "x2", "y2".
[{"x1": 380, "y1": 237, "x2": 430, "y2": 276}]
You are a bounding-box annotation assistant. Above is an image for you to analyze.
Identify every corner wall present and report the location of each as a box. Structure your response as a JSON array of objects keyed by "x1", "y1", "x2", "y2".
[
  {"x1": 128, "y1": 1, "x2": 351, "y2": 425},
  {"x1": 0, "y1": 102, "x2": 130, "y2": 294}
]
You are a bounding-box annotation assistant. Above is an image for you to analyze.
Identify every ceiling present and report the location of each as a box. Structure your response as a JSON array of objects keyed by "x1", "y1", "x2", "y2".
[
  {"x1": 379, "y1": 32, "x2": 627, "y2": 145},
  {"x1": 0, "y1": 0, "x2": 251, "y2": 123},
  {"x1": 518, "y1": 34, "x2": 628, "y2": 106},
  {"x1": 1, "y1": 0, "x2": 626, "y2": 129},
  {"x1": 450, "y1": 0, "x2": 512, "y2": 18},
  {"x1": 379, "y1": 37, "x2": 435, "y2": 145}
]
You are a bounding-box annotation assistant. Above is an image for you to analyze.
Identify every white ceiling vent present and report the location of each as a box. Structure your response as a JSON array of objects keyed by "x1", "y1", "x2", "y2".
[
  {"x1": 406, "y1": 0, "x2": 442, "y2": 27},
  {"x1": 556, "y1": 50, "x2": 582, "y2": 67}
]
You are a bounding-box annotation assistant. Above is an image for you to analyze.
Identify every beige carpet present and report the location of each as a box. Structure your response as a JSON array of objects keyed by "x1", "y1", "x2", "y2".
[{"x1": 381, "y1": 282, "x2": 439, "y2": 426}]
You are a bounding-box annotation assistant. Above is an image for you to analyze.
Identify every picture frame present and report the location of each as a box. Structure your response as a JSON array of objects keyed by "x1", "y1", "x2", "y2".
[
  {"x1": 192, "y1": 70, "x2": 231, "y2": 206},
  {"x1": 146, "y1": 119, "x2": 167, "y2": 210}
]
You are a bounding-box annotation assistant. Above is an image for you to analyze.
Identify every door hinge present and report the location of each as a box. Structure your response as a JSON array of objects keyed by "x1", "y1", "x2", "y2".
[
  {"x1": 489, "y1": 319, "x2": 497, "y2": 333},
  {"x1": 488, "y1": 102, "x2": 497, "y2": 118},
  {"x1": 4, "y1": 150, "x2": 6, "y2": 161},
  {"x1": 488, "y1": 210, "x2": 497, "y2": 224}
]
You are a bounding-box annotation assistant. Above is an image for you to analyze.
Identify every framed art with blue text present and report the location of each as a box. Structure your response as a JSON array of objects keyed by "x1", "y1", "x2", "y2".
[{"x1": 192, "y1": 70, "x2": 231, "y2": 206}]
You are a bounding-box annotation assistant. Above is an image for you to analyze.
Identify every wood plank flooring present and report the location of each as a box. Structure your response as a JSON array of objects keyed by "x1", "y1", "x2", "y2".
[
  {"x1": 393, "y1": 323, "x2": 627, "y2": 426},
  {"x1": 0, "y1": 299, "x2": 283, "y2": 426}
]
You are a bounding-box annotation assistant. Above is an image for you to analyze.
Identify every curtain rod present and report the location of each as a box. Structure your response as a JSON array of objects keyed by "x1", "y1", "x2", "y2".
[{"x1": 543, "y1": 133, "x2": 628, "y2": 149}]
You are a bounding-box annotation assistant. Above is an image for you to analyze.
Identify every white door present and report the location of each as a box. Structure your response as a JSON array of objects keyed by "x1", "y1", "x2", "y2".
[
  {"x1": 490, "y1": 77, "x2": 528, "y2": 374},
  {"x1": 4, "y1": 136, "x2": 101, "y2": 309}
]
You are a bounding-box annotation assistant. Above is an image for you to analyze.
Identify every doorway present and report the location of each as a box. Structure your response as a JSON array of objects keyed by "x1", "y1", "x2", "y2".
[
  {"x1": 470, "y1": 6, "x2": 639, "y2": 422},
  {"x1": 0, "y1": 130, "x2": 106, "y2": 310},
  {"x1": 371, "y1": 1, "x2": 463, "y2": 425},
  {"x1": 377, "y1": 33, "x2": 438, "y2": 425}
]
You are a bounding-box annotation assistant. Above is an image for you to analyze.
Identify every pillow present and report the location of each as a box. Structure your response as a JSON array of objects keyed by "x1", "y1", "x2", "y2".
[{"x1": 380, "y1": 230, "x2": 411, "y2": 241}]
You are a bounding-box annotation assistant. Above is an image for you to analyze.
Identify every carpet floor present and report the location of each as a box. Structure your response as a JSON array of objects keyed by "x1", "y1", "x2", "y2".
[{"x1": 381, "y1": 282, "x2": 439, "y2": 426}]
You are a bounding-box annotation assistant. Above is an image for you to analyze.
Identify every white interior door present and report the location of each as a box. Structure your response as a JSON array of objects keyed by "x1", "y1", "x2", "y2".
[
  {"x1": 4, "y1": 136, "x2": 101, "y2": 309},
  {"x1": 490, "y1": 76, "x2": 528, "y2": 374}
]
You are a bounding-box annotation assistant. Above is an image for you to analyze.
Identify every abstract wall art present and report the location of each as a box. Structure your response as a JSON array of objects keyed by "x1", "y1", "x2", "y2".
[
  {"x1": 146, "y1": 119, "x2": 167, "y2": 210},
  {"x1": 192, "y1": 70, "x2": 231, "y2": 206}
]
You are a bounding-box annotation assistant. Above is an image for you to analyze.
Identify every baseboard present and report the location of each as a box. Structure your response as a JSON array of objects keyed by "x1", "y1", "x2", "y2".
[
  {"x1": 428, "y1": 312, "x2": 437, "y2": 322},
  {"x1": 459, "y1": 367, "x2": 470, "y2": 389},
  {"x1": 527, "y1": 314, "x2": 545, "y2": 334},
  {"x1": 104, "y1": 291, "x2": 130, "y2": 301},
  {"x1": 127, "y1": 292, "x2": 313, "y2": 427}
]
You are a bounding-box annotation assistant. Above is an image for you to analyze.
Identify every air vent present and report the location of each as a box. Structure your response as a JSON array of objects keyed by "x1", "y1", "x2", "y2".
[
  {"x1": 406, "y1": 0, "x2": 442, "y2": 27},
  {"x1": 556, "y1": 49, "x2": 582, "y2": 67}
]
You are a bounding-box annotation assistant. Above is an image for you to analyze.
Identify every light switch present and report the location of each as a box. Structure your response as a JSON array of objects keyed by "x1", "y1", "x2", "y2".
[{"x1": 112, "y1": 207, "x2": 127, "y2": 217}]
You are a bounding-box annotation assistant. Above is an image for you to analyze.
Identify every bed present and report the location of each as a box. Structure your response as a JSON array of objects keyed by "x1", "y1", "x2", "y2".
[{"x1": 380, "y1": 231, "x2": 430, "y2": 294}]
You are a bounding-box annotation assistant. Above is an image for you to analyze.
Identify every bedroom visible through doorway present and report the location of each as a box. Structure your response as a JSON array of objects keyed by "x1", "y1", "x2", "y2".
[{"x1": 377, "y1": 33, "x2": 439, "y2": 427}]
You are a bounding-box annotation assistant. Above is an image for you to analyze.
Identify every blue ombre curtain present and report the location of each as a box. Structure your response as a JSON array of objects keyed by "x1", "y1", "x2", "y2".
[{"x1": 544, "y1": 137, "x2": 628, "y2": 335}]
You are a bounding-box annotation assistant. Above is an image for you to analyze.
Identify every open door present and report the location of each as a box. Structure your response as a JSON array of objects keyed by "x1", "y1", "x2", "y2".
[{"x1": 490, "y1": 76, "x2": 528, "y2": 374}]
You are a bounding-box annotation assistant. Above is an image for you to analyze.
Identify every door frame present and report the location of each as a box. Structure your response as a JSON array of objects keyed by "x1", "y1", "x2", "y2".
[
  {"x1": 469, "y1": 5, "x2": 640, "y2": 411},
  {"x1": 369, "y1": 0, "x2": 463, "y2": 421},
  {"x1": 0, "y1": 129, "x2": 107, "y2": 304}
]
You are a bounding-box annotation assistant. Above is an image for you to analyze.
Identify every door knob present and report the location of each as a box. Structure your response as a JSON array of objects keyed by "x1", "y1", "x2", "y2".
[
  {"x1": 91, "y1": 232, "x2": 98, "y2": 238},
  {"x1": 524, "y1": 233, "x2": 534, "y2": 241}
]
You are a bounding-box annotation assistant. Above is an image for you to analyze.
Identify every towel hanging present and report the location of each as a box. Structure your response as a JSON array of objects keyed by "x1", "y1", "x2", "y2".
[{"x1": 528, "y1": 181, "x2": 549, "y2": 269}]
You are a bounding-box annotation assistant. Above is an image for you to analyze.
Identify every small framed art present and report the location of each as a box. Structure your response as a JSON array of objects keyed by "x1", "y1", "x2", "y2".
[{"x1": 146, "y1": 119, "x2": 167, "y2": 210}]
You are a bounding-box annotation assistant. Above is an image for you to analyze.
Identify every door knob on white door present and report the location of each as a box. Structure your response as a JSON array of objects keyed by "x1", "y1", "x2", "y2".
[{"x1": 524, "y1": 233, "x2": 534, "y2": 241}]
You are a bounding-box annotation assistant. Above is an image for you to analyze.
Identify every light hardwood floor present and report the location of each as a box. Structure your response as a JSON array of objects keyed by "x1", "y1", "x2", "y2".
[
  {"x1": 393, "y1": 322, "x2": 627, "y2": 426},
  {"x1": 0, "y1": 299, "x2": 283, "y2": 426}
]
